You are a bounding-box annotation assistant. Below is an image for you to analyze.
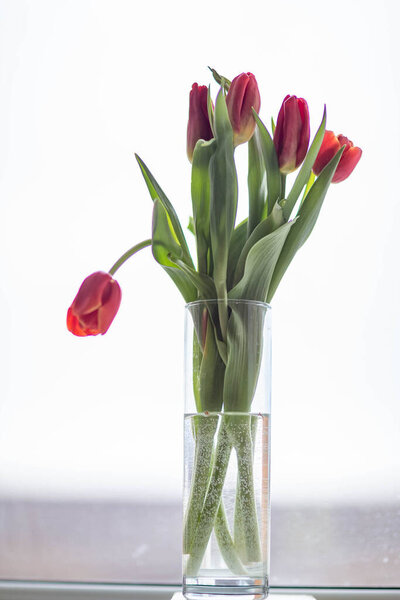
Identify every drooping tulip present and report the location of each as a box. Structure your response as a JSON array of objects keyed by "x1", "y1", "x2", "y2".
[
  {"x1": 187, "y1": 83, "x2": 213, "y2": 162},
  {"x1": 313, "y1": 130, "x2": 362, "y2": 183},
  {"x1": 67, "y1": 271, "x2": 121, "y2": 336},
  {"x1": 226, "y1": 72, "x2": 261, "y2": 146},
  {"x1": 273, "y1": 95, "x2": 310, "y2": 174}
]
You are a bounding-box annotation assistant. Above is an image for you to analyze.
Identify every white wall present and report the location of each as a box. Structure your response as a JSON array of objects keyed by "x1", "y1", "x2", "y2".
[{"x1": 0, "y1": 0, "x2": 399, "y2": 504}]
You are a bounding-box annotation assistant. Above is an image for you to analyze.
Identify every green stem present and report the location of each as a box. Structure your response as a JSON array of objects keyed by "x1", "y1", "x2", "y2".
[
  {"x1": 280, "y1": 174, "x2": 286, "y2": 199},
  {"x1": 183, "y1": 415, "x2": 218, "y2": 554},
  {"x1": 108, "y1": 239, "x2": 152, "y2": 276},
  {"x1": 227, "y1": 415, "x2": 261, "y2": 563},
  {"x1": 233, "y1": 415, "x2": 258, "y2": 561},
  {"x1": 215, "y1": 501, "x2": 247, "y2": 575},
  {"x1": 185, "y1": 417, "x2": 232, "y2": 576}
]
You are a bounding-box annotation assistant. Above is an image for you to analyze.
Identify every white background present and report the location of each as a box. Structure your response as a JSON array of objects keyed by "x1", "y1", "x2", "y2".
[{"x1": 0, "y1": 0, "x2": 399, "y2": 505}]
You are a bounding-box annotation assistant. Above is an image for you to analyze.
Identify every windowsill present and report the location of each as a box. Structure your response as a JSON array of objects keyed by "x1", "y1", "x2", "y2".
[{"x1": 0, "y1": 582, "x2": 400, "y2": 600}]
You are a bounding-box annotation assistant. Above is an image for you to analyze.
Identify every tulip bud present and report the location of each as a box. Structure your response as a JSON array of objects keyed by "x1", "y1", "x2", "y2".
[
  {"x1": 187, "y1": 83, "x2": 213, "y2": 162},
  {"x1": 313, "y1": 130, "x2": 362, "y2": 183},
  {"x1": 67, "y1": 271, "x2": 121, "y2": 336},
  {"x1": 226, "y1": 72, "x2": 261, "y2": 146},
  {"x1": 273, "y1": 95, "x2": 310, "y2": 174}
]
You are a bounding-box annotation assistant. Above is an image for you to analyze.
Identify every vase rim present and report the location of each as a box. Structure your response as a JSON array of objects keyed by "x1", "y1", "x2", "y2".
[{"x1": 185, "y1": 298, "x2": 271, "y2": 310}]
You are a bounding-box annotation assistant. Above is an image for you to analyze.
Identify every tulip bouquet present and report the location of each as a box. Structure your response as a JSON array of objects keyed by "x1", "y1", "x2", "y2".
[{"x1": 67, "y1": 68, "x2": 361, "y2": 588}]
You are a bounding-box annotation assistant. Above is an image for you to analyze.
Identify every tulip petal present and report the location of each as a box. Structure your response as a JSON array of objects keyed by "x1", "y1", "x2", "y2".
[
  {"x1": 72, "y1": 272, "x2": 110, "y2": 316},
  {"x1": 332, "y1": 145, "x2": 362, "y2": 183},
  {"x1": 97, "y1": 279, "x2": 122, "y2": 334},
  {"x1": 312, "y1": 130, "x2": 341, "y2": 176}
]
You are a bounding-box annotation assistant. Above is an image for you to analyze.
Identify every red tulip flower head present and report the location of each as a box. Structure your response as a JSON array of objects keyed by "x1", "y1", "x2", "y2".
[
  {"x1": 67, "y1": 271, "x2": 122, "y2": 336},
  {"x1": 273, "y1": 95, "x2": 310, "y2": 174},
  {"x1": 226, "y1": 72, "x2": 261, "y2": 146},
  {"x1": 313, "y1": 130, "x2": 362, "y2": 183},
  {"x1": 187, "y1": 83, "x2": 214, "y2": 162}
]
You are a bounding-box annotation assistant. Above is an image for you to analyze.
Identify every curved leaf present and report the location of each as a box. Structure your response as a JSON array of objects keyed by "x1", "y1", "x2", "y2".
[
  {"x1": 227, "y1": 219, "x2": 248, "y2": 291},
  {"x1": 229, "y1": 221, "x2": 294, "y2": 303},
  {"x1": 233, "y1": 203, "x2": 285, "y2": 287},
  {"x1": 283, "y1": 106, "x2": 326, "y2": 221},
  {"x1": 267, "y1": 145, "x2": 345, "y2": 302},
  {"x1": 252, "y1": 111, "x2": 281, "y2": 216},
  {"x1": 135, "y1": 154, "x2": 194, "y2": 268},
  {"x1": 191, "y1": 139, "x2": 216, "y2": 274},
  {"x1": 247, "y1": 128, "x2": 266, "y2": 236},
  {"x1": 152, "y1": 199, "x2": 197, "y2": 302}
]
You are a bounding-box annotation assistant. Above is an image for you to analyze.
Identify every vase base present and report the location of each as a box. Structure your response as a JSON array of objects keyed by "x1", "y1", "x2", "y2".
[{"x1": 183, "y1": 575, "x2": 268, "y2": 599}]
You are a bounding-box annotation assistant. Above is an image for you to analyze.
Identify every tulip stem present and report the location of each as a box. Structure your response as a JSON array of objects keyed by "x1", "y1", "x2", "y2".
[
  {"x1": 109, "y1": 239, "x2": 152, "y2": 276},
  {"x1": 280, "y1": 174, "x2": 286, "y2": 199}
]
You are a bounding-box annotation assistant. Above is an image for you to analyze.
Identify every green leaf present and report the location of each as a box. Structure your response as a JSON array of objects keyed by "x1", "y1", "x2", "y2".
[
  {"x1": 152, "y1": 199, "x2": 197, "y2": 303},
  {"x1": 267, "y1": 145, "x2": 345, "y2": 302},
  {"x1": 233, "y1": 203, "x2": 285, "y2": 287},
  {"x1": 135, "y1": 154, "x2": 194, "y2": 268},
  {"x1": 209, "y1": 67, "x2": 231, "y2": 91},
  {"x1": 170, "y1": 255, "x2": 217, "y2": 300},
  {"x1": 252, "y1": 111, "x2": 281, "y2": 217},
  {"x1": 283, "y1": 106, "x2": 326, "y2": 221},
  {"x1": 229, "y1": 221, "x2": 294, "y2": 303},
  {"x1": 247, "y1": 128, "x2": 266, "y2": 236},
  {"x1": 227, "y1": 219, "x2": 248, "y2": 291},
  {"x1": 223, "y1": 303, "x2": 267, "y2": 412},
  {"x1": 209, "y1": 89, "x2": 238, "y2": 300},
  {"x1": 188, "y1": 216, "x2": 195, "y2": 235},
  {"x1": 199, "y1": 319, "x2": 225, "y2": 412},
  {"x1": 191, "y1": 138, "x2": 216, "y2": 274}
]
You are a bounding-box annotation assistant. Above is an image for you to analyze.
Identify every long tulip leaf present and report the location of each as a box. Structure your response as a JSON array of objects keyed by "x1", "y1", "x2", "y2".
[
  {"x1": 252, "y1": 111, "x2": 281, "y2": 216},
  {"x1": 229, "y1": 221, "x2": 294, "y2": 303},
  {"x1": 283, "y1": 106, "x2": 326, "y2": 221},
  {"x1": 209, "y1": 88, "x2": 238, "y2": 337},
  {"x1": 191, "y1": 138, "x2": 216, "y2": 274},
  {"x1": 223, "y1": 304, "x2": 267, "y2": 412},
  {"x1": 267, "y1": 145, "x2": 344, "y2": 302},
  {"x1": 152, "y1": 199, "x2": 197, "y2": 302},
  {"x1": 135, "y1": 153, "x2": 194, "y2": 268},
  {"x1": 247, "y1": 127, "x2": 267, "y2": 236},
  {"x1": 233, "y1": 203, "x2": 285, "y2": 287},
  {"x1": 170, "y1": 256, "x2": 217, "y2": 300},
  {"x1": 227, "y1": 219, "x2": 248, "y2": 291}
]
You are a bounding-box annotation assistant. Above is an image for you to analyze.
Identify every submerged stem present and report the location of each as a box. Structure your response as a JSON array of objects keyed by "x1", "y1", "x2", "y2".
[
  {"x1": 185, "y1": 417, "x2": 232, "y2": 576},
  {"x1": 183, "y1": 415, "x2": 218, "y2": 554}
]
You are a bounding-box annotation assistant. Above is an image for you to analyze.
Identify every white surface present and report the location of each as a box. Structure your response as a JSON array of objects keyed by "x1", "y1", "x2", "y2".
[{"x1": 0, "y1": 0, "x2": 399, "y2": 505}]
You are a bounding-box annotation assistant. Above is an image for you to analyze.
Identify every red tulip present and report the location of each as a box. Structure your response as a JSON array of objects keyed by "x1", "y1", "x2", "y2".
[
  {"x1": 187, "y1": 83, "x2": 213, "y2": 162},
  {"x1": 313, "y1": 130, "x2": 362, "y2": 183},
  {"x1": 226, "y1": 72, "x2": 261, "y2": 146},
  {"x1": 273, "y1": 95, "x2": 310, "y2": 174},
  {"x1": 67, "y1": 271, "x2": 121, "y2": 336}
]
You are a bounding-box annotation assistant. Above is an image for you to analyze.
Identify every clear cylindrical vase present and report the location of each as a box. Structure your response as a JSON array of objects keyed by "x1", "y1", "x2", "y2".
[{"x1": 183, "y1": 299, "x2": 271, "y2": 600}]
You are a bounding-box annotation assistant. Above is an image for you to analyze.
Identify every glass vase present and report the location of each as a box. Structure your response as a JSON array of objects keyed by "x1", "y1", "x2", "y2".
[{"x1": 183, "y1": 299, "x2": 271, "y2": 600}]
